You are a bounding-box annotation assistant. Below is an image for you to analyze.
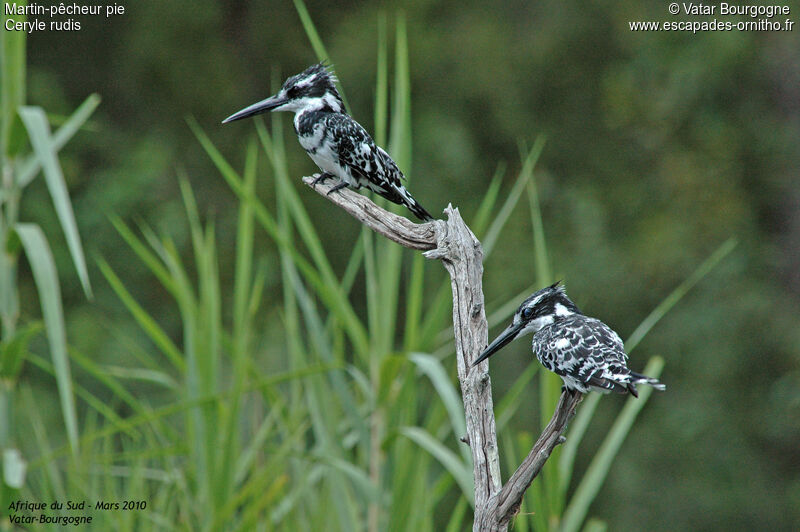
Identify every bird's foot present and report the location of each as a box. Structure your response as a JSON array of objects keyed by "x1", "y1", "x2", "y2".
[
  {"x1": 327, "y1": 182, "x2": 350, "y2": 195},
  {"x1": 561, "y1": 385, "x2": 578, "y2": 398},
  {"x1": 311, "y1": 172, "x2": 334, "y2": 187}
]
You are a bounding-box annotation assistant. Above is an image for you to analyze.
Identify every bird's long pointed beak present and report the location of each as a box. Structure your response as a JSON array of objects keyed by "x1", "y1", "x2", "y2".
[
  {"x1": 472, "y1": 322, "x2": 524, "y2": 367},
  {"x1": 222, "y1": 94, "x2": 288, "y2": 124}
]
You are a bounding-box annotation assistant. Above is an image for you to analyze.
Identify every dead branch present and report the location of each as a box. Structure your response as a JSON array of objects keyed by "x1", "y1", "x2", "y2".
[
  {"x1": 302, "y1": 174, "x2": 582, "y2": 531},
  {"x1": 478, "y1": 390, "x2": 583, "y2": 530}
]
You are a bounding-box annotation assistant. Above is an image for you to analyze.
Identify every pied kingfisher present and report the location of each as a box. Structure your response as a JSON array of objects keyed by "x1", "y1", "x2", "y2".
[
  {"x1": 473, "y1": 282, "x2": 665, "y2": 397},
  {"x1": 223, "y1": 63, "x2": 434, "y2": 222}
]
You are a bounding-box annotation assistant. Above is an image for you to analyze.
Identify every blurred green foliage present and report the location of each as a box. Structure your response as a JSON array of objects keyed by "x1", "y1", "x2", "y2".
[
  {"x1": 10, "y1": 0, "x2": 800, "y2": 530},
  {"x1": 2, "y1": 7, "x2": 100, "y2": 514}
]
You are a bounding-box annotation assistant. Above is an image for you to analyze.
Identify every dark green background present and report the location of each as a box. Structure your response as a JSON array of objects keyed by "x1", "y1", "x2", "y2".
[{"x1": 20, "y1": 1, "x2": 800, "y2": 529}]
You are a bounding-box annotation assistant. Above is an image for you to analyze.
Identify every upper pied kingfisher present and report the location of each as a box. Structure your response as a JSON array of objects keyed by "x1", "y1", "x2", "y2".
[
  {"x1": 474, "y1": 282, "x2": 665, "y2": 397},
  {"x1": 223, "y1": 63, "x2": 434, "y2": 222}
]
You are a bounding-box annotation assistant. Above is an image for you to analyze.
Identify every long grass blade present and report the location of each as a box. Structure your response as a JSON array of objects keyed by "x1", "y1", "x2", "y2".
[
  {"x1": 322, "y1": 455, "x2": 380, "y2": 503},
  {"x1": 28, "y1": 362, "x2": 339, "y2": 470},
  {"x1": 291, "y1": 0, "x2": 350, "y2": 111},
  {"x1": 399, "y1": 426, "x2": 474, "y2": 504},
  {"x1": 292, "y1": 0, "x2": 330, "y2": 65},
  {"x1": 255, "y1": 118, "x2": 369, "y2": 356},
  {"x1": 494, "y1": 362, "x2": 538, "y2": 431},
  {"x1": 379, "y1": 16, "x2": 413, "y2": 355},
  {"x1": 190, "y1": 117, "x2": 369, "y2": 353},
  {"x1": 527, "y1": 173, "x2": 551, "y2": 285},
  {"x1": 16, "y1": 94, "x2": 101, "y2": 187},
  {"x1": 389, "y1": 13, "x2": 412, "y2": 170},
  {"x1": 626, "y1": 238, "x2": 738, "y2": 352},
  {"x1": 499, "y1": 430, "x2": 544, "y2": 532},
  {"x1": 402, "y1": 253, "x2": 425, "y2": 351},
  {"x1": 1, "y1": 15, "x2": 26, "y2": 158},
  {"x1": 558, "y1": 392, "x2": 600, "y2": 493},
  {"x1": 108, "y1": 215, "x2": 177, "y2": 297},
  {"x1": 472, "y1": 162, "x2": 507, "y2": 238},
  {"x1": 218, "y1": 139, "x2": 259, "y2": 512},
  {"x1": 233, "y1": 139, "x2": 257, "y2": 352},
  {"x1": 0, "y1": 321, "x2": 42, "y2": 380},
  {"x1": 482, "y1": 136, "x2": 546, "y2": 257},
  {"x1": 13, "y1": 223, "x2": 79, "y2": 453},
  {"x1": 96, "y1": 257, "x2": 185, "y2": 370},
  {"x1": 374, "y1": 13, "x2": 388, "y2": 147},
  {"x1": 18, "y1": 106, "x2": 92, "y2": 298},
  {"x1": 23, "y1": 386, "x2": 66, "y2": 499},
  {"x1": 444, "y1": 497, "x2": 470, "y2": 532},
  {"x1": 25, "y1": 353, "x2": 139, "y2": 440},
  {"x1": 69, "y1": 347, "x2": 175, "y2": 411},
  {"x1": 409, "y1": 353, "x2": 467, "y2": 449}
]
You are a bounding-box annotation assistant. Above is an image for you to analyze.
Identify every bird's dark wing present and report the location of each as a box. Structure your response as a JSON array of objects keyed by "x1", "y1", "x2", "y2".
[
  {"x1": 316, "y1": 113, "x2": 433, "y2": 221},
  {"x1": 322, "y1": 114, "x2": 404, "y2": 192},
  {"x1": 376, "y1": 146, "x2": 407, "y2": 181},
  {"x1": 535, "y1": 316, "x2": 631, "y2": 392}
]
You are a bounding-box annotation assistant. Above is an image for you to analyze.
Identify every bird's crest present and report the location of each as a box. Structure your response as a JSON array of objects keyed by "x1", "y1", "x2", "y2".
[{"x1": 284, "y1": 62, "x2": 339, "y2": 91}]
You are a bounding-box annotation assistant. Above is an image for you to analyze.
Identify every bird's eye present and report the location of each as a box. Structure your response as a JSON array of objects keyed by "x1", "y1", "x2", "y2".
[{"x1": 522, "y1": 307, "x2": 534, "y2": 319}]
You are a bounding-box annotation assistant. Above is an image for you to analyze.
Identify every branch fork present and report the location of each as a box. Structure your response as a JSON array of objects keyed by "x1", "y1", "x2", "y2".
[{"x1": 302, "y1": 174, "x2": 582, "y2": 531}]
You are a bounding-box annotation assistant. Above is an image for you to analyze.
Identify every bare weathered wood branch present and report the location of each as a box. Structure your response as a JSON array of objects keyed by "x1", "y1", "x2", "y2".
[
  {"x1": 302, "y1": 173, "x2": 581, "y2": 531},
  {"x1": 301, "y1": 175, "x2": 437, "y2": 250},
  {"x1": 424, "y1": 203, "x2": 504, "y2": 517},
  {"x1": 303, "y1": 174, "x2": 503, "y2": 517},
  {"x1": 478, "y1": 390, "x2": 583, "y2": 530}
]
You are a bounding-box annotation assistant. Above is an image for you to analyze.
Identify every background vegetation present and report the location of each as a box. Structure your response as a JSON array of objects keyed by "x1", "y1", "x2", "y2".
[{"x1": 3, "y1": 0, "x2": 799, "y2": 530}]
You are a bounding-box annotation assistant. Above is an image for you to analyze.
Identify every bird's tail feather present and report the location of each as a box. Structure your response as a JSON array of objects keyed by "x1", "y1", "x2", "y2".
[
  {"x1": 406, "y1": 197, "x2": 434, "y2": 222},
  {"x1": 629, "y1": 371, "x2": 666, "y2": 391},
  {"x1": 386, "y1": 185, "x2": 434, "y2": 222}
]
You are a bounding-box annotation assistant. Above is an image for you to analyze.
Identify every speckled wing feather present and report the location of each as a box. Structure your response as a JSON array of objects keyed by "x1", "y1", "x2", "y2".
[
  {"x1": 312, "y1": 113, "x2": 432, "y2": 221},
  {"x1": 533, "y1": 315, "x2": 643, "y2": 395}
]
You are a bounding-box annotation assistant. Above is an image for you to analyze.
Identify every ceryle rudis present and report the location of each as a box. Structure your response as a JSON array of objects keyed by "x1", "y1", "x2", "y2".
[
  {"x1": 473, "y1": 282, "x2": 665, "y2": 397},
  {"x1": 223, "y1": 63, "x2": 434, "y2": 222}
]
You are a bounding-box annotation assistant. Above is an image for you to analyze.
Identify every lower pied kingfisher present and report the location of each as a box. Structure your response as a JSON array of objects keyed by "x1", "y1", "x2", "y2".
[
  {"x1": 223, "y1": 63, "x2": 434, "y2": 222},
  {"x1": 474, "y1": 282, "x2": 665, "y2": 397}
]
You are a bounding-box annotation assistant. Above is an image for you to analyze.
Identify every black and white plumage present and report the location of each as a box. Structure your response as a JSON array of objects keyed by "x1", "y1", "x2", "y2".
[
  {"x1": 473, "y1": 282, "x2": 665, "y2": 397},
  {"x1": 223, "y1": 63, "x2": 433, "y2": 222}
]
